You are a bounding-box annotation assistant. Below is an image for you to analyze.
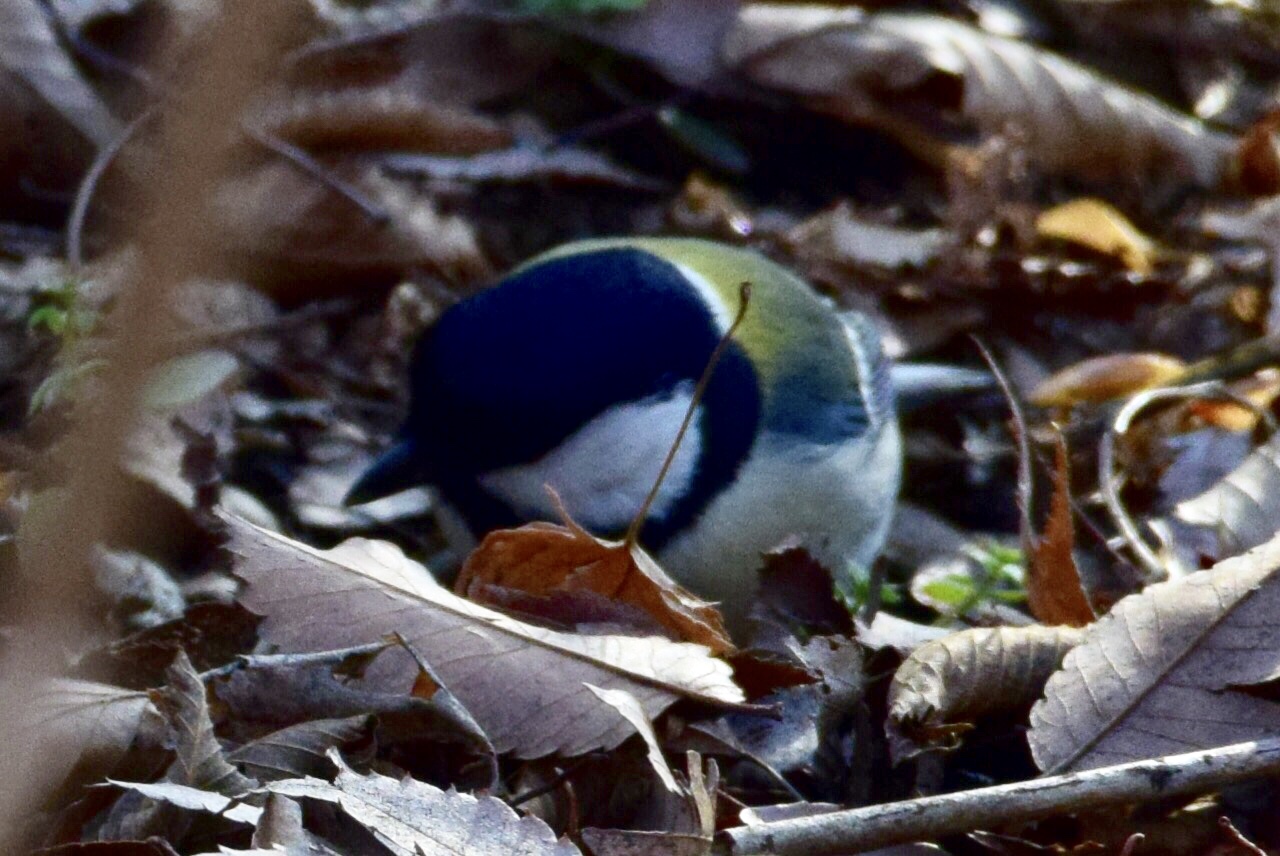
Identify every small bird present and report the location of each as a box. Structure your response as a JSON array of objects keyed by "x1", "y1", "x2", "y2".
[{"x1": 348, "y1": 237, "x2": 901, "y2": 622}]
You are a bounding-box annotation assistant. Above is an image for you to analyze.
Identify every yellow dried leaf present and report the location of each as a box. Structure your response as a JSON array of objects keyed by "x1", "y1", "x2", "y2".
[
  {"x1": 1030, "y1": 353, "x2": 1186, "y2": 407},
  {"x1": 1036, "y1": 198, "x2": 1157, "y2": 273}
]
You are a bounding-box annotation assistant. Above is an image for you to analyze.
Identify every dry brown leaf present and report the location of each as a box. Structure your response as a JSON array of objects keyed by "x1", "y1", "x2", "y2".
[
  {"x1": 724, "y1": 7, "x2": 1234, "y2": 186},
  {"x1": 226, "y1": 513, "x2": 744, "y2": 758},
  {"x1": 268, "y1": 748, "x2": 580, "y2": 856},
  {"x1": 1026, "y1": 434, "x2": 1094, "y2": 627},
  {"x1": 252, "y1": 85, "x2": 511, "y2": 155},
  {"x1": 1035, "y1": 199, "x2": 1157, "y2": 274},
  {"x1": 1029, "y1": 535, "x2": 1280, "y2": 772},
  {"x1": 457, "y1": 520, "x2": 734, "y2": 655},
  {"x1": 1029, "y1": 354, "x2": 1186, "y2": 408},
  {"x1": 212, "y1": 159, "x2": 490, "y2": 300},
  {"x1": 888, "y1": 625, "x2": 1085, "y2": 761}
]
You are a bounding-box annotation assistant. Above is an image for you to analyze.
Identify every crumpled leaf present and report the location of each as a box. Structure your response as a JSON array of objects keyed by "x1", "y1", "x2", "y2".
[
  {"x1": 457, "y1": 519, "x2": 734, "y2": 655},
  {"x1": 226, "y1": 513, "x2": 744, "y2": 758},
  {"x1": 888, "y1": 625, "x2": 1085, "y2": 761},
  {"x1": 724, "y1": 7, "x2": 1234, "y2": 185},
  {"x1": 1157, "y1": 429, "x2": 1280, "y2": 569},
  {"x1": 268, "y1": 749, "x2": 580, "y2": 856},
  {"x1": 227, "y1": 716, "x2": 373, "y2": 782},
  {"x1": 151, "y1": 651, "x2": 256, "y2": 797},
  {"x1": 1029, "y1": 535, "x2": 1280, "y2": 772},
  {"x1": 0, "y1": 0, "x2": 120, "y2": 147},
  {"x1": 1029, "y1": 353, "x2": 1186, "y2": 408},
  {"x1": 1035, "y1": 199, "x2": 1158, "y2": 274},
  {"x1": 208, "y1": 640, "x2": 492, "y2": 759}
]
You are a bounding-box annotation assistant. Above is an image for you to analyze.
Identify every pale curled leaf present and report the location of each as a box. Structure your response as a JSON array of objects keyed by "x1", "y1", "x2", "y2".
[
  {"x1": 105, "y1": 780, "x2": 261, "y2": 824},
  {"x1": 1162, "y1": 432, "x2": 1280, "y2": 565},
  {"x1": 267, "y1": 750, "x2": 580, "y2": 856},
  {"x1": 153, "y1": 651, "x2": 257, "y2": 796},
  {"x1": 586, "y1": 685, "x2": 681, "y2": 795},
  {"x1": 724, "y1": 7, "x2": 1234, "y2": 185},
  {"x1": 888, "y1": 625, "x2": 1085, "y2": 760},
  {"x1": 0, "y1": 0, "x2": 121, "y2": 147},
  {"x1": 1030, "y1": 535, "x2": 1280, "y2": 772},
  {"x1": 226, "y1": 513, "x2": 744, "y2": 758}
]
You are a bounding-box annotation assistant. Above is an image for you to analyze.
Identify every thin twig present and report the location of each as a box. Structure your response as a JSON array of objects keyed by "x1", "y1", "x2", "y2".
[
  {"x1": 716, "y1": 738, "x2": 1280, "y2": 855},
  {"x1": 241, "y1": 125, "x2": 392, "y2": 225},
  {"x1": 624, "y1": 282, "x2": 751, "y2": 548},
  {"x1": 1218, "y1": 816, "x2": 1268, "y2": 856},
  {"x1": 971, "y1": 337, "x2": 1036, "y2": 554},
  {"x1": 66, "y1": 110, "x2": 155, "y2": 268}
]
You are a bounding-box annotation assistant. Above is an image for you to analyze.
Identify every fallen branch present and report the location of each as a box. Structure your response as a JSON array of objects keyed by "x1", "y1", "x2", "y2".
[{"x1": 715, "y1": 738, "x2": 1280, "y2": 855}]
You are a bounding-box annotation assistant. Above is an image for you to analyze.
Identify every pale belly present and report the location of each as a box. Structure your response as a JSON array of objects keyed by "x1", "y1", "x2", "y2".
[{"x1": 656, "y1": 420, "x2": 902, "y2": 629}]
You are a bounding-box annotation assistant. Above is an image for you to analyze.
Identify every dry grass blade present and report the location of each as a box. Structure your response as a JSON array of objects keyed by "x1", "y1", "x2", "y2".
[
  {"x1": 724, "y1": 7, "x2": 1235, "y2": 185},
  {"x1": 1029, "y1": 534, "x2": 1280, "y2": 772},
  {"x1": 225, "y1": 513, "x2": 744, "y2": 758},
  {"x1": 887, "y1": 625, "x2": 1085, "y2": 761}
]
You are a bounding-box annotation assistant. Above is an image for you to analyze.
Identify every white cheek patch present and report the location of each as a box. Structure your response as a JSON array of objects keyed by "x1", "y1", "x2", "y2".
[
  {"x1": 674, "y1": 262, "x2": 734, "y2": 333},
  {"x1": 478, "y1": 384, "x2": 701, "y2": 533}
]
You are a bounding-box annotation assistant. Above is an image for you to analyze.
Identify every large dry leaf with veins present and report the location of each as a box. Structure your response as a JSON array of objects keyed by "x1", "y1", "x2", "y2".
[
  {"x1": 1029, "y1": 535, "x2": 1280, "y2": 773},
  {"x1": 887, "y1": 625, "x2": 1084, "y2": 761},
  {"x1": 268, "y1": 749, "x2": 580, "y2": 856},
  {"x1": 723, "y1": 7, "x2": 1234, "y2": 186},
  {"x1": 0, "y1": 0, "x2": 120, "y2": 147},
  {"x1": 24, "y1": 679, "x2": 164, "y2": 795},
  {"x1": 226, "y1": 513, "x2": 744, "y2": 758}
]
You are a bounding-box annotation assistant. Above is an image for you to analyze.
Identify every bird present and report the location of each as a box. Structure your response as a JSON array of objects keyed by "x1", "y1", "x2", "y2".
[{"x1": 347, "y1": 237, "x2": 902, "y2": 624}]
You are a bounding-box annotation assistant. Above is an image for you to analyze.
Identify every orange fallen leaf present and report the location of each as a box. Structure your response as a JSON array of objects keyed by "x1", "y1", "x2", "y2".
[
  {"x1": 1030, "y1": 352, "x2": 1186, "y2": 408},
  {"x1": 1026, "y1": 432, "x2": 1095, "y2": 627},
  {"x1": 456, "y1": 515, "x2": 735, "y2": 656}
]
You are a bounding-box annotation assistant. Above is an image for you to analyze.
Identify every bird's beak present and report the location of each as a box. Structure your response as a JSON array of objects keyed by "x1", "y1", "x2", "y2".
[{"x1": 345, "y1": 440, "x2": 423, "y2": 505}]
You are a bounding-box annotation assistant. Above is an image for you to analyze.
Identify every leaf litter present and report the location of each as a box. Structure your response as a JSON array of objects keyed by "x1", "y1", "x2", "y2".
[{"x1": 12, "y1": 0, "x2": 1280, "y2": 853}]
